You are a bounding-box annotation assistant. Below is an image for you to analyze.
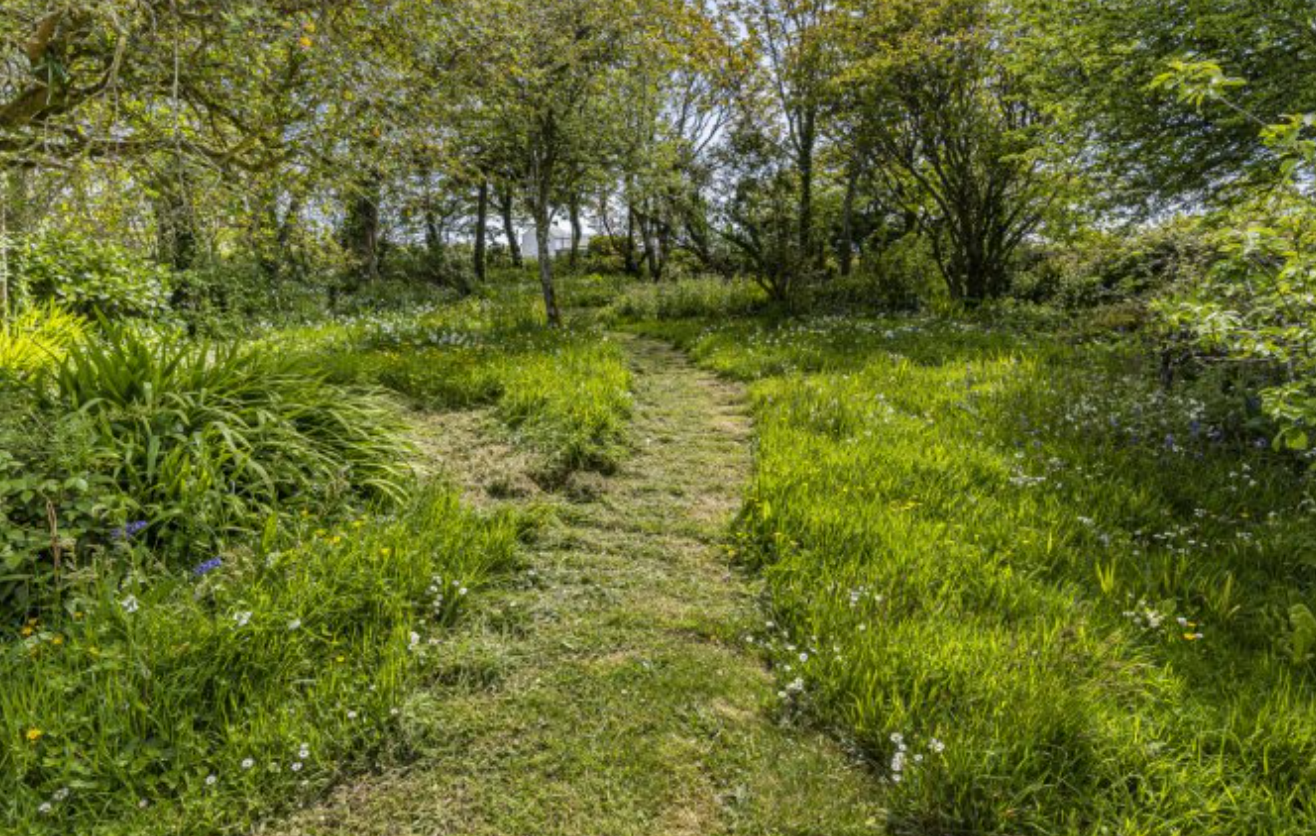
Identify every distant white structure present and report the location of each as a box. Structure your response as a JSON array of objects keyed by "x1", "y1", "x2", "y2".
[{"x1": 520, "y1": 224, "x2": 592, "y2": 259}]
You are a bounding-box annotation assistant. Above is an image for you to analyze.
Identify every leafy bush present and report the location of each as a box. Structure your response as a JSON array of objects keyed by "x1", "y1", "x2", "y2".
[
  {"x1": 1, "y1": 487, "x2": 521, "y2": 835},
  {"x1": 169, "y1": 261, "x2": 327, "y2": 334},
  {"x1": 0, "y1": 397, "x2": 132, "y2": 616},
  {"x1": 1156, "y1": 197, "x2": 1316, "y2": 452},
  {"x1": 1014, "y1": 223, "x2": 1216, "y2": 309},
  {"x1": 13, "y1": 232, "x2": 172, "y2": 320},
  {"x1": 376, "y1": 245, "x2": 475, "y2": 297}
]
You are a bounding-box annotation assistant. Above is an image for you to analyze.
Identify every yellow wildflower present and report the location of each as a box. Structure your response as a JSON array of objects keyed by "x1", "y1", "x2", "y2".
[{"x1": 26, "y1": 728, "x2": 42, "y2": 743}]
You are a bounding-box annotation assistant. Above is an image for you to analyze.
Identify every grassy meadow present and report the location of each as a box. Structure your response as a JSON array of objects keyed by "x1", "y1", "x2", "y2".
[
  {"x1": 5, "y1": 273, "x2": 1316, "y2": 834},
  {"x1": 0, "y1": 280, "x2": 633, "y2": 834},
  {"x1": 630, "y1": 307, "x2": 1316, "y2": 834}
]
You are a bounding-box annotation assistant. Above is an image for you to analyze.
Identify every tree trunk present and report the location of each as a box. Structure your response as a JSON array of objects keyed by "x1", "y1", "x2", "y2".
[
  {"x1": 498, "y1": 189, "x2": 522, "y2": 267},
  {"x1": 684, "y1": 195, "x2": 715, "y2": 272},
  {"x1": 798, "y1": 108, "x2": 817, "y2": 266},
  {"x1": 655, "y1": 220, "x2": 671, "y2": 282},
  {"x1": 474, "y1": 179, "x2": 489, "y2": 283},
  {"x1": 344, "y1": 170, "x2": 382, "y2": 283},
  {"x1": 156, "y1": 186, "x2": 198, "y2": 271},
  {"x1": 534, "y1": 208, "x2": 561, "y2": 326},
  {"x1": 839, "y1": 162, "x2": 860, "y2": 278},
  {"x1": 0, "y1": 191, "x2": 9, "y2": 324},
  {"x1": 424, "y1": 206, "x2": 443, "y2": 261},
  {"x1": 1, "y1": 168, "x2": 27, "y2": 322},
  {"x1": 568, "y1": 195, "x2": 582, "y2": 270},
  {"x1": 624, "y1": 204, "x2": 640, "y2": 276},
  {"x1": 639, "y1": 211, "x2": 661, "y2": 281}
]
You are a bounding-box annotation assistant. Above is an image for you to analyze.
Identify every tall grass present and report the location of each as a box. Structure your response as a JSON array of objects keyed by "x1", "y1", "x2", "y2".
[
  {"x1": 2, "y1": 487, "x2": 521, "y2": 835},
  {"x1": 601, "y1": 276, "x2": 768, "y2": 323},
  {"x1": 647, "y1": 314, "x2": 1316, "y2": 835},
  {"x1": 309, "y1": 296, "x2": 633, "y2": 481}
]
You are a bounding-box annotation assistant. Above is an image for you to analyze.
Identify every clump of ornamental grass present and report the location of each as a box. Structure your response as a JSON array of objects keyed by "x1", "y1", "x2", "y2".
[
  {"x1": 38, "y1": 325, "x2": 412, "y2": 552},
  {"x1": 0, "y1": 303, "x2": 87, "y2": 379}
]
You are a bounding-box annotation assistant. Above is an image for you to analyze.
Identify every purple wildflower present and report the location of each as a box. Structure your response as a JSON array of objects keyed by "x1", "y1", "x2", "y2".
[
  {"x1": 111, "y1": 520, "x2": 150, "y2": 541},
  {"x1": 192, "y1": 557, "x2": 223, "y2": 578}
]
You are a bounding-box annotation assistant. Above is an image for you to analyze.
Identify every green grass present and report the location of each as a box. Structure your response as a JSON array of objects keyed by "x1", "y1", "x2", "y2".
[
  {"x1": 0, "y1": 283, "x2": 630, "y2": 834},
  {"x1": 634, "y1": 313, "x2": 1316, "y2": 835},
  {"x1": 595, "y1": 275, "x2": 769, "y2": 324},
  {"x1": 259, "y1": 335, "x2": 889, "y2": 836},
  {"x1": 301, "y1": 288, "x2": 634, "y2": 481},
  {"x1": 2, "y1": 486, "x2": 522, "y2": 835}
]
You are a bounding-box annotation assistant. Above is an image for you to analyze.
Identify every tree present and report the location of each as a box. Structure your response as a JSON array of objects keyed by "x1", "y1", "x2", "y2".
[
  {"x1": 728, "y1": 0, "x2": 840, "y2": 268},
  {"x1": 1153, "y1": 59, "x2": 1316, "y2": 452},
  {"x1": 839, "y1": 0, "x2": 1060, "y2": 301},
  {"x1": 449, "y1": 0, "x2": 667, "y2": 324},
  {"x1": 1015, "y1": 0, "x2": 1316, "y2": 210},
  {"x1": 616, "y1": 3, "x2": 741, "y2": 281},
  {"x1": 716, "y1": 113, "x2": 810, "y2": 301}
]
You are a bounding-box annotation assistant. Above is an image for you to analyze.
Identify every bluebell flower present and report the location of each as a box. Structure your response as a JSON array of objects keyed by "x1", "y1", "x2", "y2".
[
  {"x1": 111, "y1": 520, "x2": 149, "y2": 541},
  {"x1": 192, "y1": 557, "x2": 223, "y2": 578}
]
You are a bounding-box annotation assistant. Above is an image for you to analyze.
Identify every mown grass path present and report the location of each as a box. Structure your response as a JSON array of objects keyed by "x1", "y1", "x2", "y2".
[{"x1": 264, "y1": 337, "x2": 883, "y2": 836}]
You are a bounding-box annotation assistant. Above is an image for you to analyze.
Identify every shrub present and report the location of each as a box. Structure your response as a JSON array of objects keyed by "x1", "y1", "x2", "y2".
[
  {"x1": 1013, "y1": 223, "x2": 1216, "y2": 309},
  {"x1": 13, "y1": 232, "x2": 172, "y2": 320},
  {"x1": 377, "y1": 245, "x2": 476, "y2": 296},
  {"x1": 0, "y1": 397, "x2": 132, "y2": 617},
  {"x1": 169, "y1": 261, "x2": 326, "y2": 334},
  {"x1": 1155, "y1": 196, "x2": 1316, "y2": 452}
]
